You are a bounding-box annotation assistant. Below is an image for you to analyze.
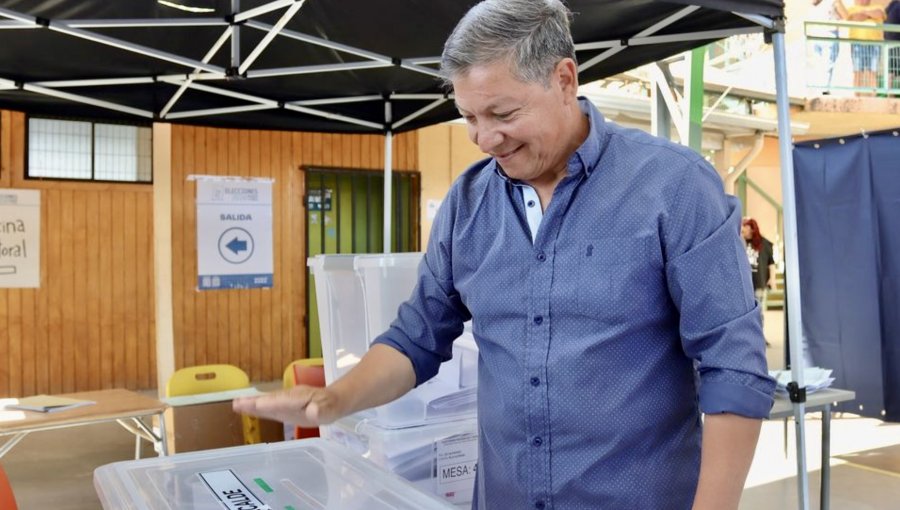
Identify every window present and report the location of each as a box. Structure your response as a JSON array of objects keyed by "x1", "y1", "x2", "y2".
[{"x1": 27, "y1": 118, "x2": 152, "y2": 182}]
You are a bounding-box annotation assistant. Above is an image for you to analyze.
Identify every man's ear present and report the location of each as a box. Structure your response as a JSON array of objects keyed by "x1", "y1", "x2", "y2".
[{"x1": 554, "y1": 58, "x2": 579, "y2": 100}]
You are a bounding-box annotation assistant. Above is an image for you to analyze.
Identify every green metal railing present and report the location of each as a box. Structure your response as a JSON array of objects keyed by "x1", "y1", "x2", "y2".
[{"x1": 804, "y1": 20, "x2": 900, "y2": 95}]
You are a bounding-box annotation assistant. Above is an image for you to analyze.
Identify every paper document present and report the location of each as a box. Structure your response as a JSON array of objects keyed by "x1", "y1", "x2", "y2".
[
  {"x1": 7, "y1": 395, "x2": 95, "y2": 413},
  {"x1": 769, "y1": 367, "x2": 835, "y2": 395}
]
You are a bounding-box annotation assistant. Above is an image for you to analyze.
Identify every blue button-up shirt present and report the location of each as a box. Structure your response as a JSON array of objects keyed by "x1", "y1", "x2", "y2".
[{"x1": 373, "y1": 99, "x2": 775, "y2": 510}]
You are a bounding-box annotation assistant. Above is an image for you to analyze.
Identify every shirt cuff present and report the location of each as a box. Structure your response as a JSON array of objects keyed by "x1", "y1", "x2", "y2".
[{"x1": 699, "y1": 380, "x2": 774, "y2": 419}]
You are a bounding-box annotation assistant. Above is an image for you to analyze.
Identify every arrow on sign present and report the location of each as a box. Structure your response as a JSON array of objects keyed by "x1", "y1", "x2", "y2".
[{"x1": 226, "y1": 237, "x2": 248, "y2": 255}]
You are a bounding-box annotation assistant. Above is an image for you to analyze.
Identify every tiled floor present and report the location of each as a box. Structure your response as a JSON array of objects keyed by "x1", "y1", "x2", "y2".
[{"x1": 3, "y1": 310, "x2": 899, "y2": 509}]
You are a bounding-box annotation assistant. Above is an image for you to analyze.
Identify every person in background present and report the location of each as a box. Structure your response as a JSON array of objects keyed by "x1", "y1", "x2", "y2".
[
  {"x1": 235, "y1": 1, "x2": 775, "y2": 508},
  {"x1": 741, "y1": 218, "x2": 775, "y2": 347},
  {"x1": 844, "y1": 0, "x2": 887, "y2": 93},
  {"x1": 809, "y1": 0, "x2": 846, "y2": 91},
  {"x1": 885, "y1": 0, "x2": 900, "y2": 93}
]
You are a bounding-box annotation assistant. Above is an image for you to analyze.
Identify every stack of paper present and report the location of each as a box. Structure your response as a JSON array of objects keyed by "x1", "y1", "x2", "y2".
[
  {"x1": 6, "y1": 395, "x2": 95, "y2": 413},
  {"x1": 769, "y1": 367, "x2": 835, "y2": 394}
]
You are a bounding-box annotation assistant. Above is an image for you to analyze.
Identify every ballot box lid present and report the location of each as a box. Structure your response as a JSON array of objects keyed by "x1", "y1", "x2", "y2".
[{"x1": 94, "y1": 438, "x2": 454, "y2": 509}]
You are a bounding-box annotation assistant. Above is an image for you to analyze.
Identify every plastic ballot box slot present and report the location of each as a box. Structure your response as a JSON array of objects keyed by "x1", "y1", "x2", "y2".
[{"x1": 94, "y1": 438, "x2": 455, "y2": 509}]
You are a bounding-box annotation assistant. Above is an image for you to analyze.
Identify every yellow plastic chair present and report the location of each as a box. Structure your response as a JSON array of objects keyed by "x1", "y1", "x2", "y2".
[{"x1": 166, "y1": 364, "x2": 261, "y2": 445}]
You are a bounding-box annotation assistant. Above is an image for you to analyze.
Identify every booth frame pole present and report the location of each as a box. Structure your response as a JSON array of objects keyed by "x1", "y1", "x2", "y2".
[{"x1": 772, "y1": 28, "x2": 810, "y2": 510}]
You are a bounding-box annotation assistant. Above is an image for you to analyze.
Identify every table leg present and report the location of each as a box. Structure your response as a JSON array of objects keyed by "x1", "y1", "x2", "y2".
[
  {"x1": 157, "y1": 411, "x2": 169, "y2": 456},
  {"x1": 820, "y1": 403, "x2": 831, "y2": 510},
  {"x1": 0, "y1": 432, "x2": 27, "y2": 458},
  {"x1": 784, "y1": 417, "x2": 789, "y2": 457}
]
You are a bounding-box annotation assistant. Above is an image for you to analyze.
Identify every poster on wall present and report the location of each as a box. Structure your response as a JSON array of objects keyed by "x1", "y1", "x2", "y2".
[
  {"x1": 0, "y1": 189, "x2": 40, "y2": 288},
  {"x1": 194, "y1": 176, "x2": 274, "y2": 290}
]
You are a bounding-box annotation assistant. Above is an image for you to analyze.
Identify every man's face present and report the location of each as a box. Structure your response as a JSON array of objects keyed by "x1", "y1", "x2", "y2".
[
  {"x1": 452, "y1": 59, "x2": 577, "y2": 184},
  {"x1": 741, "y1": 224, "x2": 752, "y2": 240}
]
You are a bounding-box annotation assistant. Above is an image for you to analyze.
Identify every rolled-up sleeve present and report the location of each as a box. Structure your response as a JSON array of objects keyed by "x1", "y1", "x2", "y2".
[
  {"x1": 371, "y1": 190, "x2": 472, "y2": 386},
  {"x1": 663, "y1": 159, "x2": 776, "y2": 419}
]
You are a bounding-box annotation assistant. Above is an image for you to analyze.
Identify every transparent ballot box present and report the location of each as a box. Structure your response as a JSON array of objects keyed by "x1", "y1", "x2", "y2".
[
  {"x1": 326, "y1": 415, "x2": 479, "y2": 506},
  {"x1": 307, "y1": 254, "x2": 368, "y2": 385},
  {"x1": 93, "y1": 439, "x2": 454, "y2": 509},
  {"x1": 309, "y1": 253, "x2": 479, "y2": 429},
  {"x1": 353, "y1": 253, "x2": 425, "y2": 343}
]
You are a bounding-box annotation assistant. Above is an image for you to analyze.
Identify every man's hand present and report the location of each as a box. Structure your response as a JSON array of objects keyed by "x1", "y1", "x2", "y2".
[
  {"x1": 233, "y1": 385, "x2": 345, "y2": 427},
  {"x1": 232, "y1": 344, "x2": 417, "y2": 426}
]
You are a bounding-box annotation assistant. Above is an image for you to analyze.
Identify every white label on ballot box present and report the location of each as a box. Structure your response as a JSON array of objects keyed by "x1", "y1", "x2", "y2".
[
  {"x1": 198, "y1": 469, "x2": 271, "y2": 510},
  {"x1": 434, "y1": 432, "x2": 478, "y2": 503}
]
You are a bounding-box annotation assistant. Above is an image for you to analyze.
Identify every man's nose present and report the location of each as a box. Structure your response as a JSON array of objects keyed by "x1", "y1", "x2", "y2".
[{"x1": 475, "y1": 124, "x2": 503, "y2": 154}]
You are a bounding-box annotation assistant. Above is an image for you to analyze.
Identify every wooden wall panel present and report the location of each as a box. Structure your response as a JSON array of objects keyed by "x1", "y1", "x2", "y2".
[
  {"x1": 167, "y1": 127, "x2": 418, "y2": 382},
  {"x1": 1, "y1": 108, "x2": 418, "y2": 396},
  {"x1": 1, "y1": 110, "x2": 156, "y2": 396}
]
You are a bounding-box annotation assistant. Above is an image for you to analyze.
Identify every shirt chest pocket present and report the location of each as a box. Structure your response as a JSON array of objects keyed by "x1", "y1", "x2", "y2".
[{"x1": 574, "y1": 236, "x2": 662, "y2": 320}]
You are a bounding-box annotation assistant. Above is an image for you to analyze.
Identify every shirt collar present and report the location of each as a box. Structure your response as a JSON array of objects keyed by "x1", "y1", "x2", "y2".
[{"x1": 491, "y1": 96, "x2": 608, "y2": 183}]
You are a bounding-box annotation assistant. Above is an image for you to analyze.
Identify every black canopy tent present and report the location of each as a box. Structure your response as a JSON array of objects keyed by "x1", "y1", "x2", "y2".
[
  {"x1": 0, "y1": 0, "x2": 781, "y2": 133},
  {"x1": 1, "y1": 2, "x2": 824, "y2": 509}
]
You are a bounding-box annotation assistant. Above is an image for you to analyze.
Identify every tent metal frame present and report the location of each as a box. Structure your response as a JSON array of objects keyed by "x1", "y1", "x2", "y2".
[{"x1": 0, "y1": 4, "x2": 762, "y2": 132}]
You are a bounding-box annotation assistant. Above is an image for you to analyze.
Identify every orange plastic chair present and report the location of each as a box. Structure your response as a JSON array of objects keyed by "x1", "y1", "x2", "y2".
[
  {"x1": 166, "y1": 364, "x2": 262, "y2": 445},
  {"x1": 282, "y1": 358, "x2": 325, "y2": 439},
  {"x1": 0, "y1": 463, "x2": 18, "y2": 510}
]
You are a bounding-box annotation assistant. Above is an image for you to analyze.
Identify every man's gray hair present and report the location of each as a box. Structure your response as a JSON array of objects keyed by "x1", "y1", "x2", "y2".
[{"x1": 441, "y1": 0, "x2": 576, "y2": 87}]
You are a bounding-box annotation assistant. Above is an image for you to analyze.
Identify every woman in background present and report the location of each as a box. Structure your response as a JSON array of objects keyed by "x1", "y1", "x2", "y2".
[{"x1": 742, "y1": 218, "x2": 774, "y2": 347}]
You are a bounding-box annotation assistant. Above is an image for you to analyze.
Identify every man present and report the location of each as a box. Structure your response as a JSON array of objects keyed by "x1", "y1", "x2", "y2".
[
  {"x1": 886, "y1": 0, "x2": 900, "y2": 93},
  {"x1": 844, "y1": 0, "x2": 887, "y2": 92},
  {"x1": 234, "y1": 1, "x2": 774, "y2": 508}
]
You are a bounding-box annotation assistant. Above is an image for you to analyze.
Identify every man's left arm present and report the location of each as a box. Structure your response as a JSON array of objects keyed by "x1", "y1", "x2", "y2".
[
  {"x1": 662, "y1": 157, "x2": 775, "y2": 509},
  {"x1": 692, "y1": 414, "x2": 762, "y2": 510}
]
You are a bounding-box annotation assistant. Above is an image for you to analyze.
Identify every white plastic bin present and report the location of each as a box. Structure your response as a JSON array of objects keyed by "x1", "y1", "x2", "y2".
[
  {"x1": 94, "y1": 439, "x2": 454, "y2": 509},
  {"x1": 371, "y1": 333, "x2": 478, "y2": 428},
  {"x1": 353, "y1": 253, "x2": 424, "y2": 340},
  {"x1": 328, "y1": 415, "x2": 479, "y2": 506},
  {"x1": 308, "y1": 255, "x2": 368, "y2": 385},
  {"x1": 309, "y1": 253, "x2": 478, "y2": 429}
]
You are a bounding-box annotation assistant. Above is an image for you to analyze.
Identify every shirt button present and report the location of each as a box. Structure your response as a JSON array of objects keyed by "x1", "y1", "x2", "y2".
[
  {"x1": 532, "y1": 436, "x2": 543, "y2": 447},
  {"x1": 530, "y1": 377, "x2": 540, "y2": 387},
  {"x1": 527, "y1": 200, "x2": 536, "y2": 208},
  {"x1": 533, "y1": 315, "x2": 543, "y2": 325},
  {"x1": 536, "y1": 252, "x2": 546, "y2": 262},
  {"x1": 535, "y1": 501, "x2": 546, "y2": 510}
]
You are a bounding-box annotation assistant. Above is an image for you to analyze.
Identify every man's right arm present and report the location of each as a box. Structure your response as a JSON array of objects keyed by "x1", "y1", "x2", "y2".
[{"x1": 232, "y1": 344, "x2": 416, "y2": 427}]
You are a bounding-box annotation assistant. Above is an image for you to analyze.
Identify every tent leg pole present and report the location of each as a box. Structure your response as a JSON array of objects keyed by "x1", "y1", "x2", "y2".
[
  {"x1": 773, "y1": 29, "x2": 809, "y2": 510},
  {"x1": 821, "y1": 404, "x2": 831, "y2": 510},
  {"x1": 383, "y1": 129, "x2": 393, "y2": 253},
  {"x1": 793, "y1": 405, "x2": 810, "y2": 510}
]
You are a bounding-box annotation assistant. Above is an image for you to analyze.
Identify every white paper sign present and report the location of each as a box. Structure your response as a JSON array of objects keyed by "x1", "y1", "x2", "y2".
[
  {"x1": 434, "y1": 432, "x2": 478, "y2": 504},
  {"x1": 0, "y1": 189, "x2": 40, "y2": 288},
  {"x1": 197, "y1": 470, "x2": 271, "y2": 510},
  {"x1": 196, "y1": 179, "x2": 273, "y2": 290}
]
